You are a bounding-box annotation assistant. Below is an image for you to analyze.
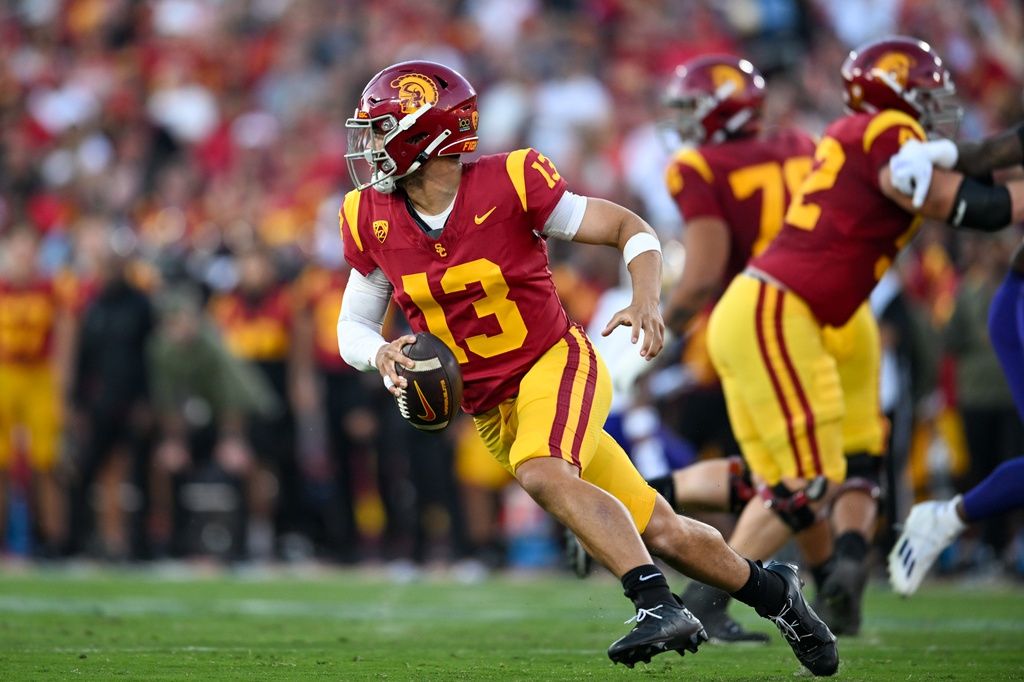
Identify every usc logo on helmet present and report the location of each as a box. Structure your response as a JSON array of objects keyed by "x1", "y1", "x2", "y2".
[
  {"x1": 872, "y1": 52, "x2": 915, "y2": 88},
  {"x1": 390, "y1": 73, "x2": 439, "y2": 114},
  {"x1": 710, "y1": 65, "x2": 745, "y2": 98}
]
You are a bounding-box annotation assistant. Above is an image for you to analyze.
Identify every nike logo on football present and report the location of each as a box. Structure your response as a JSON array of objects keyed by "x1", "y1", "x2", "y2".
[
  {"x1": 413, "y1": 380, "x2": 437, "y2": 421},
  {"x1": 474, "y1": 207, "x2": 496, "y2": 225},
  {"x1": 638, "y1": 573, "x2": 661, "y2": 581}
]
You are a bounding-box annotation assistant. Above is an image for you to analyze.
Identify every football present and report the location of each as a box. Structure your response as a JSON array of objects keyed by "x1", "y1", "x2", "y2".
[{"x1": 395, "y1": 332, "x2": 463, "y2": 431}]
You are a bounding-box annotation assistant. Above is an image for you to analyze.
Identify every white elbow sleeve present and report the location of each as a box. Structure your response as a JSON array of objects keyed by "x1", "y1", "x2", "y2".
[{"x1": 337, "y1": 268, "x2": 393, "y2": 372}]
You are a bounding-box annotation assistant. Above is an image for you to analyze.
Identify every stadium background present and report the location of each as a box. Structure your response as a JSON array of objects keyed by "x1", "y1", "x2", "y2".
[{"x1": 0, "y1": 0, "x2": 1022, "y2": 582}]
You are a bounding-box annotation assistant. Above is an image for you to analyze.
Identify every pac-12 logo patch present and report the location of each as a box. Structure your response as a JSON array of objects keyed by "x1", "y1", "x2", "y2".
[
  {"x1": 373, "y1": 220, "x2": 389, "y2": 243},
  {"x1": 389, "y1": 73, "x2": 439, "y2": 114}
]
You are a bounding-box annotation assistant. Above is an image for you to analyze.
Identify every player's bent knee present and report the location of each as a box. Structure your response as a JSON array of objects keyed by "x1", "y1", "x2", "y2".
[{"x1": 515, "y1": 457, "x2": 576, "y2": 506}]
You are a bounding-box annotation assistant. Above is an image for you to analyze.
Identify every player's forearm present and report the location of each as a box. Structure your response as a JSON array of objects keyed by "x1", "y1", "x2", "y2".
[
  {"x1": 663, "y1": 216, "x2": 729, "y2": 336},
  {"x1": 337, "y1": 267, "x2": 392, "y2": 372},
  {"x1": 613, "y1": 209, "x2": 657, "y2": 252},
  {"x1": 956, "y1": 124, "x2": 1024, "y2": 178},
  {"x1": 337, "y1": 317, "x2": 386, "y2": 371},
  {"x1": 587, "y1": 201, "x2": 662, "y2": 302},
  {"x1": 626, "y1": 250, "x2": 662, "y2": 306},
  {"x1": 664, "y1": 283, "x2": 714, "y2": 337},
  {"x1": 946, "y1": 175, "x2": 1023, "y2": 233}
]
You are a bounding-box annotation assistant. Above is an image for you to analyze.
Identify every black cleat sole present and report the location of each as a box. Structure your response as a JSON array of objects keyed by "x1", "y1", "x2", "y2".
[{"x1": 610, "y1": 628, "x2": 707, "y2": 667}]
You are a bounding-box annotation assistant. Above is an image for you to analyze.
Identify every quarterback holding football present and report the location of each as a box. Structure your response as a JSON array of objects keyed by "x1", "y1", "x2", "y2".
[{"x1": 336, "y1": 60, "x2": 837, "y2": 674}]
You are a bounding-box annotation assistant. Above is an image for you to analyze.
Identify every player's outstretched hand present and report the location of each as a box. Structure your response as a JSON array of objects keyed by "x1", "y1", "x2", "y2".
[
  {"x1": 375, "y1": 334, "x2": 417, "y2": 396},
  {"x1": 601, "y1": 299, "x2": 665, "y2": 359}
]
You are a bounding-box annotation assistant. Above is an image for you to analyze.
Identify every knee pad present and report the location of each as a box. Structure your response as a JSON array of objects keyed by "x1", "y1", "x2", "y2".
[
  {"x1": 759, "y1": 478, "x2": 826, "y2": 532},
  {"x1": 837, "y1": 452, "x2": 882, "y2": 503},
  {"x1": 727, "y1": 455, "x2": 756, "y2": 515}
]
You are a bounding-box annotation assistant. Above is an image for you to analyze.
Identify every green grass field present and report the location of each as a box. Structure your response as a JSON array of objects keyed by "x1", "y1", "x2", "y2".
[{"x1": 0, "y1": 567, "x2": 1021, "y2": 680}]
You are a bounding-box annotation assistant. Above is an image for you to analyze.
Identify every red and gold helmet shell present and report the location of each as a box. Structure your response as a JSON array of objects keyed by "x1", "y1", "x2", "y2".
[
  {"x1": 345, "y1": 61, "x2": 478, "y2": 192},
  {"x1": 841, "y1": 36, "x2": 960, "y2": 133},
  {"x1": 664, "y1": 54, "x2": 765, "y2": 145}
]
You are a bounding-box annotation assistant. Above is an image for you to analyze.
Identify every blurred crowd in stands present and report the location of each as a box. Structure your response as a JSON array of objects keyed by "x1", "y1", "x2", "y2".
[{"x1": 1, "y1": 0, "x2": 1022, "y2": 576}]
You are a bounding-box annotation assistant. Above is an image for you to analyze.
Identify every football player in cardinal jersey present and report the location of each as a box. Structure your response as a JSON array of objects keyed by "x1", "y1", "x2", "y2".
[
  {"x1": 655, "y1": 55, "x2": 889, "y2": 638},
  {"x1": 336, "y1": 60, "x2": 837, "y2": 675},
  {"x1": 705, "y1": 34, "x2": 1023, "y2": 637}
]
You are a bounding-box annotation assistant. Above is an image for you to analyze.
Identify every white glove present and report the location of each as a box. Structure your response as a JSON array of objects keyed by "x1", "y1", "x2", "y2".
[
  {"x1": 917, "y1": 138, "x2": 960, "y2": 169},
  {"x1": 889, "y1": 141, "x2": 934, "y2": 209},
  {"x1": 889, "y1": 139, "x2": 959, "y2": 209}
]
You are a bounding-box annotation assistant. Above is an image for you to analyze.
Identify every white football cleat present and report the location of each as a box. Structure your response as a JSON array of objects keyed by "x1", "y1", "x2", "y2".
[{"x1": 888, "y1": 496, "x2": 968, "y2": 596}]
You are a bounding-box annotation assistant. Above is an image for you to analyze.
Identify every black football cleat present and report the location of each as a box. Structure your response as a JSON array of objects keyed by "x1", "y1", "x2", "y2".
[
  {"x1": 608, "y1": 598, "x2": 708, "y2": 668},
  {"x1": 701, "y1": 609, "x2": 771, "y2": 644},
  {"x1": 813, "y1": 557, "x2": 867, "y2": 636},
  {"x1": 679, "y1": 582, "x2": 769, "y2": 644},
  {"x1": 762, "y1": 561, "x2": 839, "y2": 677}
]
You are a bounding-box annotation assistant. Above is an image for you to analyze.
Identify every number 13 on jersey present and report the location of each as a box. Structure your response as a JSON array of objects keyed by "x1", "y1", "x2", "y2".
[{"x1": 402, "y1": 258, "x2": 528, "y2": 363}]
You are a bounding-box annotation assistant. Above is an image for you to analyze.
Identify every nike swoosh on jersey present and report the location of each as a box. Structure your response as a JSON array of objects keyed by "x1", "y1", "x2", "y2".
[
  {"x1": 413, "y1": 380, "x2": 437, "y2": 421},
  {"x1": 474, "y1": 207, "x2": 497, "y2": 225}
]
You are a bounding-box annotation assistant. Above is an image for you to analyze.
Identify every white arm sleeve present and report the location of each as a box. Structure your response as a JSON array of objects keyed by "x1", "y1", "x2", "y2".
[
  {"x1": 337, "y1": 267, "x2": 394, "y2": 372},
  {"x1": 541, "y1": 191, "x2": 588, "y2": 240}
]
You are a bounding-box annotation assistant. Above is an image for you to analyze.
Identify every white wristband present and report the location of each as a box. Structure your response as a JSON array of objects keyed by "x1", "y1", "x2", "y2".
[{"x1": 622, "y1": 232, "x2": 662, "y2": 266}]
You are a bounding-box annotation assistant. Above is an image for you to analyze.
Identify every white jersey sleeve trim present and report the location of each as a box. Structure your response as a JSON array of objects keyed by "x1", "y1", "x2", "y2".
[
  {"x1": 541, "y1": 191, "x2": 587, "y2": 240},
  {"x1": 337, "y1": 267, "x2": 393, "y2": 371}
]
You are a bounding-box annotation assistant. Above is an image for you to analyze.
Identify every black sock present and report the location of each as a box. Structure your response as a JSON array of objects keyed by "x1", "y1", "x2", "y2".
[
  {"x1": 646, "y1": 474, "x2": 677, "y2": 509},
  {"x1": 680, "y1": 581, "x2": 730, "y2": 619},
  {"x1": 731, "y1": 559, "x2": 787, "y2": 617},
  {"x1": 834, "y1": 531, "x2": 869, "y2": 562},
  {"x1": 622, "y1": 564, "x2": 674, "y2": 611},
  {"x1": 810, "y1": 558, "x2": 834, "y2": 593}
]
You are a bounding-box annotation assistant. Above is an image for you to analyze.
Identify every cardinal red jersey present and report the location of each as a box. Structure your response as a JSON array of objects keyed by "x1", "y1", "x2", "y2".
[
  {"x1": 666, "y1": 128, "x2": 816, "y2": 282},
  {"x1": 209, "y1": 287, "x2": 293, "y2": 362},
  {"x1": 295, "y1": 264, "x2": 352, "y2": 373},
  {"x1": 341, "y1": 148, "x2": 571, "y2": 414},
  {"x1": 0, "y1": 278, "x2": 66, "y2": 365},
  {"x1": 752, "y1": 110, "x2": 927, "y2": 327}
]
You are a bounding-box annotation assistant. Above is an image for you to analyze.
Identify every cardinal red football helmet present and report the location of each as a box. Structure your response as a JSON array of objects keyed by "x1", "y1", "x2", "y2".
[
  {"x1": 841, "y1": 36, "x2": 961, "y2": 134},
  {"x1": 345, "y1": 61, "x2": 479, "y2": 193},
  {"x1": 664, "y1": 55, "x2": 765, "y2": 145}
]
